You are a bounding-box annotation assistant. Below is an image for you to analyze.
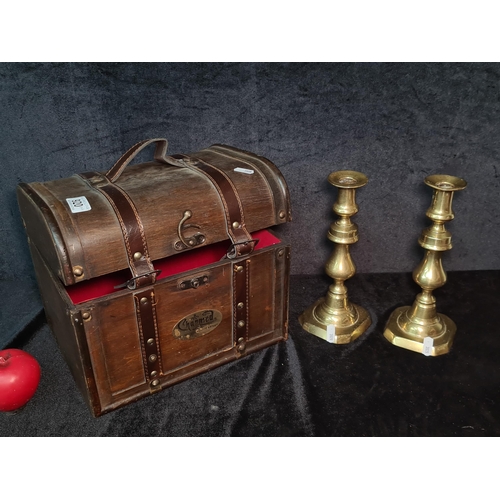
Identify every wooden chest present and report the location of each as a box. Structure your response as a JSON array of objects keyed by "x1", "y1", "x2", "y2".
[{"x1": 17, "y1": 139, "x2": 291, "y2": 417}]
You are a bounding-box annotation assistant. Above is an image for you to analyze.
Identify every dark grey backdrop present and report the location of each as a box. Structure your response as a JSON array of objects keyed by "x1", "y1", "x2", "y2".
[{"x1": 2, "y1": 62, "x2": 499, "y2": 281}]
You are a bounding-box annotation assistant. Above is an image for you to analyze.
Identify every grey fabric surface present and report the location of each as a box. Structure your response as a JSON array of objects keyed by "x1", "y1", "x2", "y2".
[{"x1": 1, "y1": 62, "x2": 499, "y2": 283}]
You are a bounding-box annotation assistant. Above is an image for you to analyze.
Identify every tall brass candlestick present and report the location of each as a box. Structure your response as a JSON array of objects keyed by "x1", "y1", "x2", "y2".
[
  {"x1": 383, "y1": 174, "x2": 467, "y2": 356},
  {"x1": 299, "y1": 170, "x2": 371, "y2": 344}
]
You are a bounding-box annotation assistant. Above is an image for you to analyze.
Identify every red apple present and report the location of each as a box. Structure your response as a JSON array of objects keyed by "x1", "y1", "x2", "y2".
[{"x1": 0, "y1": 349, "x2": 41, "y2": 412}]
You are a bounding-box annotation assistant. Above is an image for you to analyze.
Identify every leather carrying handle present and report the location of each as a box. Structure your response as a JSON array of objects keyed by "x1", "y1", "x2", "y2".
[{"x1": 106, "y1": 138, "x2": 170, "y2": 183}]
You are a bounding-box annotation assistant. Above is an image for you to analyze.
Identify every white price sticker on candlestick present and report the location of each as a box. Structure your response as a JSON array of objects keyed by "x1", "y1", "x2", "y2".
[
  {"x1": 423, "y1": 336, "x2": 434, "y2": 356},
  {"x1": 326, "y1": 324, "x2": 337, "y2": 343}
]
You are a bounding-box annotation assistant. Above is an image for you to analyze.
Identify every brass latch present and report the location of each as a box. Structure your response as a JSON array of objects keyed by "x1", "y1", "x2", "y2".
[
  {"x1": 178, "y1": 275, "x2": 209, "y2": 290},
  {"x1": 174, "y1": 210, "x2": 206, "y2": 251}
]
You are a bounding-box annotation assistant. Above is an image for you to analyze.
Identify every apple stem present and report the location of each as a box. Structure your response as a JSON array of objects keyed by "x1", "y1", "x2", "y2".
[{"x1": 0, "y1": 353, "x2": 11, "y2": 365}]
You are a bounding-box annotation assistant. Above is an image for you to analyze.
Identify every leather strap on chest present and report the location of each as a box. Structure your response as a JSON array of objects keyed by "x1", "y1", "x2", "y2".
[
  {"x1": 134, "y1": 286, "x2": 162, "y2": 391},
  {"x1": 78, "y1": 172, "x2": 163, "y2": 392},
  {"x1": 78, "y1": 172, "x2": 158, "y2": 290},
  {"x1": 78, "y1": 139, "x2": 177, "y2": 392},
  {"x1": 172, "y1": 154, "x2": 256, "y2": 259},
  {"x1": 233, "y1": 259, "x2": 250, "y2": 355}
]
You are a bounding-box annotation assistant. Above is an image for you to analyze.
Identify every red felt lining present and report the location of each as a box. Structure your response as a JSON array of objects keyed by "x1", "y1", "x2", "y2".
[{"x1": 66, "y1": 229, "x2": 281, "y2": 305}]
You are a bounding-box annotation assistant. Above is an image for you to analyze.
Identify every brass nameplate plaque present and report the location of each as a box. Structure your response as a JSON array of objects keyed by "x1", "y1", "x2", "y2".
[{"x1": 173, "y1": 309, "x2": 222, "y2": 340}]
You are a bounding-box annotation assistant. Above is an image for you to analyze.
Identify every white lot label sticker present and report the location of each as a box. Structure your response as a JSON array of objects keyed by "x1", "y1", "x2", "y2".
[
  {"x1": 66, "y1": 196, "x2": 91, "y2": 213},
  {"x1": 423, "y1": 336, "x2": 434, "y2": 356},
  {"x1": 234, "y1": 167, "x2": 254, "y2": 175},
  {"x1": 326, "y1": 324, "x2": 336, "y2": 343}
]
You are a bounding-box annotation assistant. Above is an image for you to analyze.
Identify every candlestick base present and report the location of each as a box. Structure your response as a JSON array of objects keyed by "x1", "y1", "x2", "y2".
[
  {"x1": 299, "y1": 298, "x2": 371, "y2": 344},
  {"x1": 383, "y1": 305, "x2": 456, "y2": 356}
]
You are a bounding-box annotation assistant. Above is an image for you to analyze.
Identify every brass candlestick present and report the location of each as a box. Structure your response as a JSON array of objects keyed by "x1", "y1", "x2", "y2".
[
  {"x1": 299, "y1": 170, "x2": 371, "y2": 344},
  {"x1": 383, "y1": 174, "x2": 467, "y2": 356}
]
